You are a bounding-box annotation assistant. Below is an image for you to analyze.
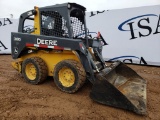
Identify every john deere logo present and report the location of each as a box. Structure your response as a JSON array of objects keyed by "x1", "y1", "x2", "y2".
[{"x1": 37, "y1": 38, "x2": 57, "y2": 46}]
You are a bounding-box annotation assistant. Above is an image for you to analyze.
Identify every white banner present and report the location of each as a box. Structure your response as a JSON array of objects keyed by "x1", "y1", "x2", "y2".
[
  {"x1": 86, "y1": 5, "x2": 160, "y2": 66},
  {"x1": 0, "y1": 18, "x2": 18, "y2": 54},
  {"x1": 0, "y1": 5, "x2": 160, "y2": 66}
]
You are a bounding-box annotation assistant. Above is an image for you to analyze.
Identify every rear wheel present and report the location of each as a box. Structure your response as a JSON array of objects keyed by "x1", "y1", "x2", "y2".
[
  {"x1": 54, "y1": 59, "x2": 86, "y2": 93},
  {"x1": 22, "y1": 57, "x2": 48, "y2": 84}
]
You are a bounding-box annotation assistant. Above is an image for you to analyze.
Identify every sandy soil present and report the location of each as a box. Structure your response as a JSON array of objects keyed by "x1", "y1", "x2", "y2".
[{"x1": 0, "y1": 55, "x2": 160, "y2": 120}]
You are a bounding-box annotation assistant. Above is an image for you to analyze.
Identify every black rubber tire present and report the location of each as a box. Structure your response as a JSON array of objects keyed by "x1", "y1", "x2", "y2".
[
  {"x1": 54, "y1": 59, "x2": 86, "y2": 93},
  {"x1": 22, "y1": 57, "x2": 48, "y2": 85}
]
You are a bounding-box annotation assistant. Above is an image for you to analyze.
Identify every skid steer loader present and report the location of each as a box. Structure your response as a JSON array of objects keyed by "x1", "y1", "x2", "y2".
[{"x1": 11, "y1": 3, "x2": 147, "y2": 115}]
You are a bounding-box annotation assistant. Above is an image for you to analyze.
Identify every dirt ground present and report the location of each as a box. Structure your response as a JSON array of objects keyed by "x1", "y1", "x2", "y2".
[{"x1": 0, "y1": 55, "x2": 160, "y2": 120}]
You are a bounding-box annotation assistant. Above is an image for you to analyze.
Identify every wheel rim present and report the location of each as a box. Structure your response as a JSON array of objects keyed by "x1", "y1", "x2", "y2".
[
  {"x1": 59, "y1": 67, "x2": 75, "y2": 87},
  {"x1": 25, "y1": 63, "x2": 37, "y2": 80}
]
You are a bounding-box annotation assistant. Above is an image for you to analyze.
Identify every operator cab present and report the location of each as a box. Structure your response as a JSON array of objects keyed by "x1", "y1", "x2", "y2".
[{"x1": 18, "y1": 3, "x2": 87, "y2": 39}]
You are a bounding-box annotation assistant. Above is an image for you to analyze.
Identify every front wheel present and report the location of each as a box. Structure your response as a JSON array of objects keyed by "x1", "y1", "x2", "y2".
[{"x1": 53, "y1": 59, "x2": 86, "y2": 93}]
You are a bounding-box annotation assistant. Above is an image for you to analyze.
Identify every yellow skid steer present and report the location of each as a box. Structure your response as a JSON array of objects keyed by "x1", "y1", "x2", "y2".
[{"x1": 11, "y1": 3, "x2": 146, "y2": 115}]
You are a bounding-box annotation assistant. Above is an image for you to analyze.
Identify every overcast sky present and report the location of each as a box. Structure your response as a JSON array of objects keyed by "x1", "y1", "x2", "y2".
[{"x1": 0, "y1": 0, "x2": 160, "y2": 18}]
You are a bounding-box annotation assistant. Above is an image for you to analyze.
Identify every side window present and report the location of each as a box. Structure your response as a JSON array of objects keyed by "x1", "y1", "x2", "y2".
[
  {"x1": 42, "y1": 15, "x2": 55, "y2": 29},
  {"x1": 41, "y1": 11, "x2": 68, "y2": 37},
  {"x1": 70, "y1": 9, "x2": 85, "y2": 38},
  {"x1": 23, "y1": 17, "x2": 34, "y2": 33},
  {"x1": 70, "y1": 17, "x2": 85, "y2": 38}
]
